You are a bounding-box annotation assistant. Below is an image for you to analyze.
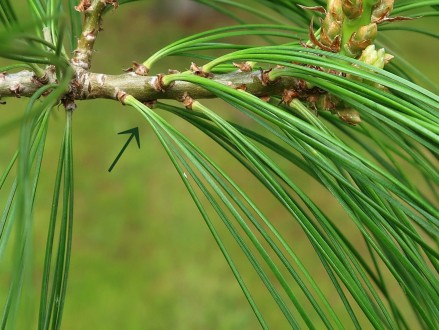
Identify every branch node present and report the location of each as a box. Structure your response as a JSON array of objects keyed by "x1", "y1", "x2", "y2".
[
  {"x1": 116, "y1": 89, "x2": 127, "y2": 104},
  {"x1": 33, "y1": 66, "x2": 52, "y2": 85},
  {"x1": 143, "y1": 100, "x2": 157, "y2": 108},
  {"x1": 61, "y1": 93, "x2": 77, "y2": 111},
  {"x1": 181, "y1": 92, "x2": 194, "y2": 109},
  {"x1": 190, "y1": 62, "x2": 212, "y2": 78},
  {"x1": 124, "y1": 62, "x2": 149, "y2": 76},
  {"x1": 281, "y1": 89, "x2": 298, "y2": 105},
  {"x1": 103, "y1": 0, "x2": 119, "y2": 8},
  {"x1": 233, "y1": 62, "x2": 253, "y2": 72},
  {"x1": 75, "y1": 0, "x2": 91, "y2": 12},
  {"x1": 151, "y1": 73, "x2": 174, "y2": 92},
  {"x1": 259, "y1": 68, "x2": 274, "y2": 86}
]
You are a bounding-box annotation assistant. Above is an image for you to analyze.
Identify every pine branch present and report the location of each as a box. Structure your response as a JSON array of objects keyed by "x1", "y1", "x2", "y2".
[
  {"x1": 0, "y1": 67, "x2": 302, "y2": 104},
  {"x1": 72, "y1": 0, "x2": 118, "y2": 70},
  {"x1": 0, "y1": 0, "x2": 397, "y2": 121},
  {"x1": 0, "y1": 1, "x2": 302, "y2": 108},
  {"x1": 0, "y1": 67, "x2": 57, "y2": 100}
]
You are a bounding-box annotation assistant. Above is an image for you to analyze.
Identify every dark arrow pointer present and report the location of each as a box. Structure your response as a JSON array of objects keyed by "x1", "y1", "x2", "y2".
[{"x1": 108, "y1": 127, "x2": 141, "y2": 172}]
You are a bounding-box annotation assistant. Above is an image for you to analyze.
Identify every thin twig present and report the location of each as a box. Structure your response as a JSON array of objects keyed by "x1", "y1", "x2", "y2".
[{"x1": 71, "y1": 0, "x2": 117, "y2": 70}]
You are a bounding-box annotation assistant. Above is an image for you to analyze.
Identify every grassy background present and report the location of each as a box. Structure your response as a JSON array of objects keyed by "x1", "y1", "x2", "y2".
[{"x1": 1, "y1": 1, "x2": 438, "y2": 329}]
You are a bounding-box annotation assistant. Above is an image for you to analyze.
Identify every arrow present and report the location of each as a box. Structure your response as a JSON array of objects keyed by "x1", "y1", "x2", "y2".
[{"x1": 108, "y1": 127, "x2": 141, "y2": 172}]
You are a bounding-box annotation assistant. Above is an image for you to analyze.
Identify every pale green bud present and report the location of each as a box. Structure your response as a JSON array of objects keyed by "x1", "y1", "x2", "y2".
[
  {"x1": 358, "y1": 45, "x2": 394, "y2": 69},
  {"x1": 349, "y1": 45, "x2": 393, "y2": 90}
]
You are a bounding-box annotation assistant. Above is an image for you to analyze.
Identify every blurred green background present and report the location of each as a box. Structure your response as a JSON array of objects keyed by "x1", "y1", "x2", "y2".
[{"x1": 1, "y1": 1, "x2": 438, "y2": 329}]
